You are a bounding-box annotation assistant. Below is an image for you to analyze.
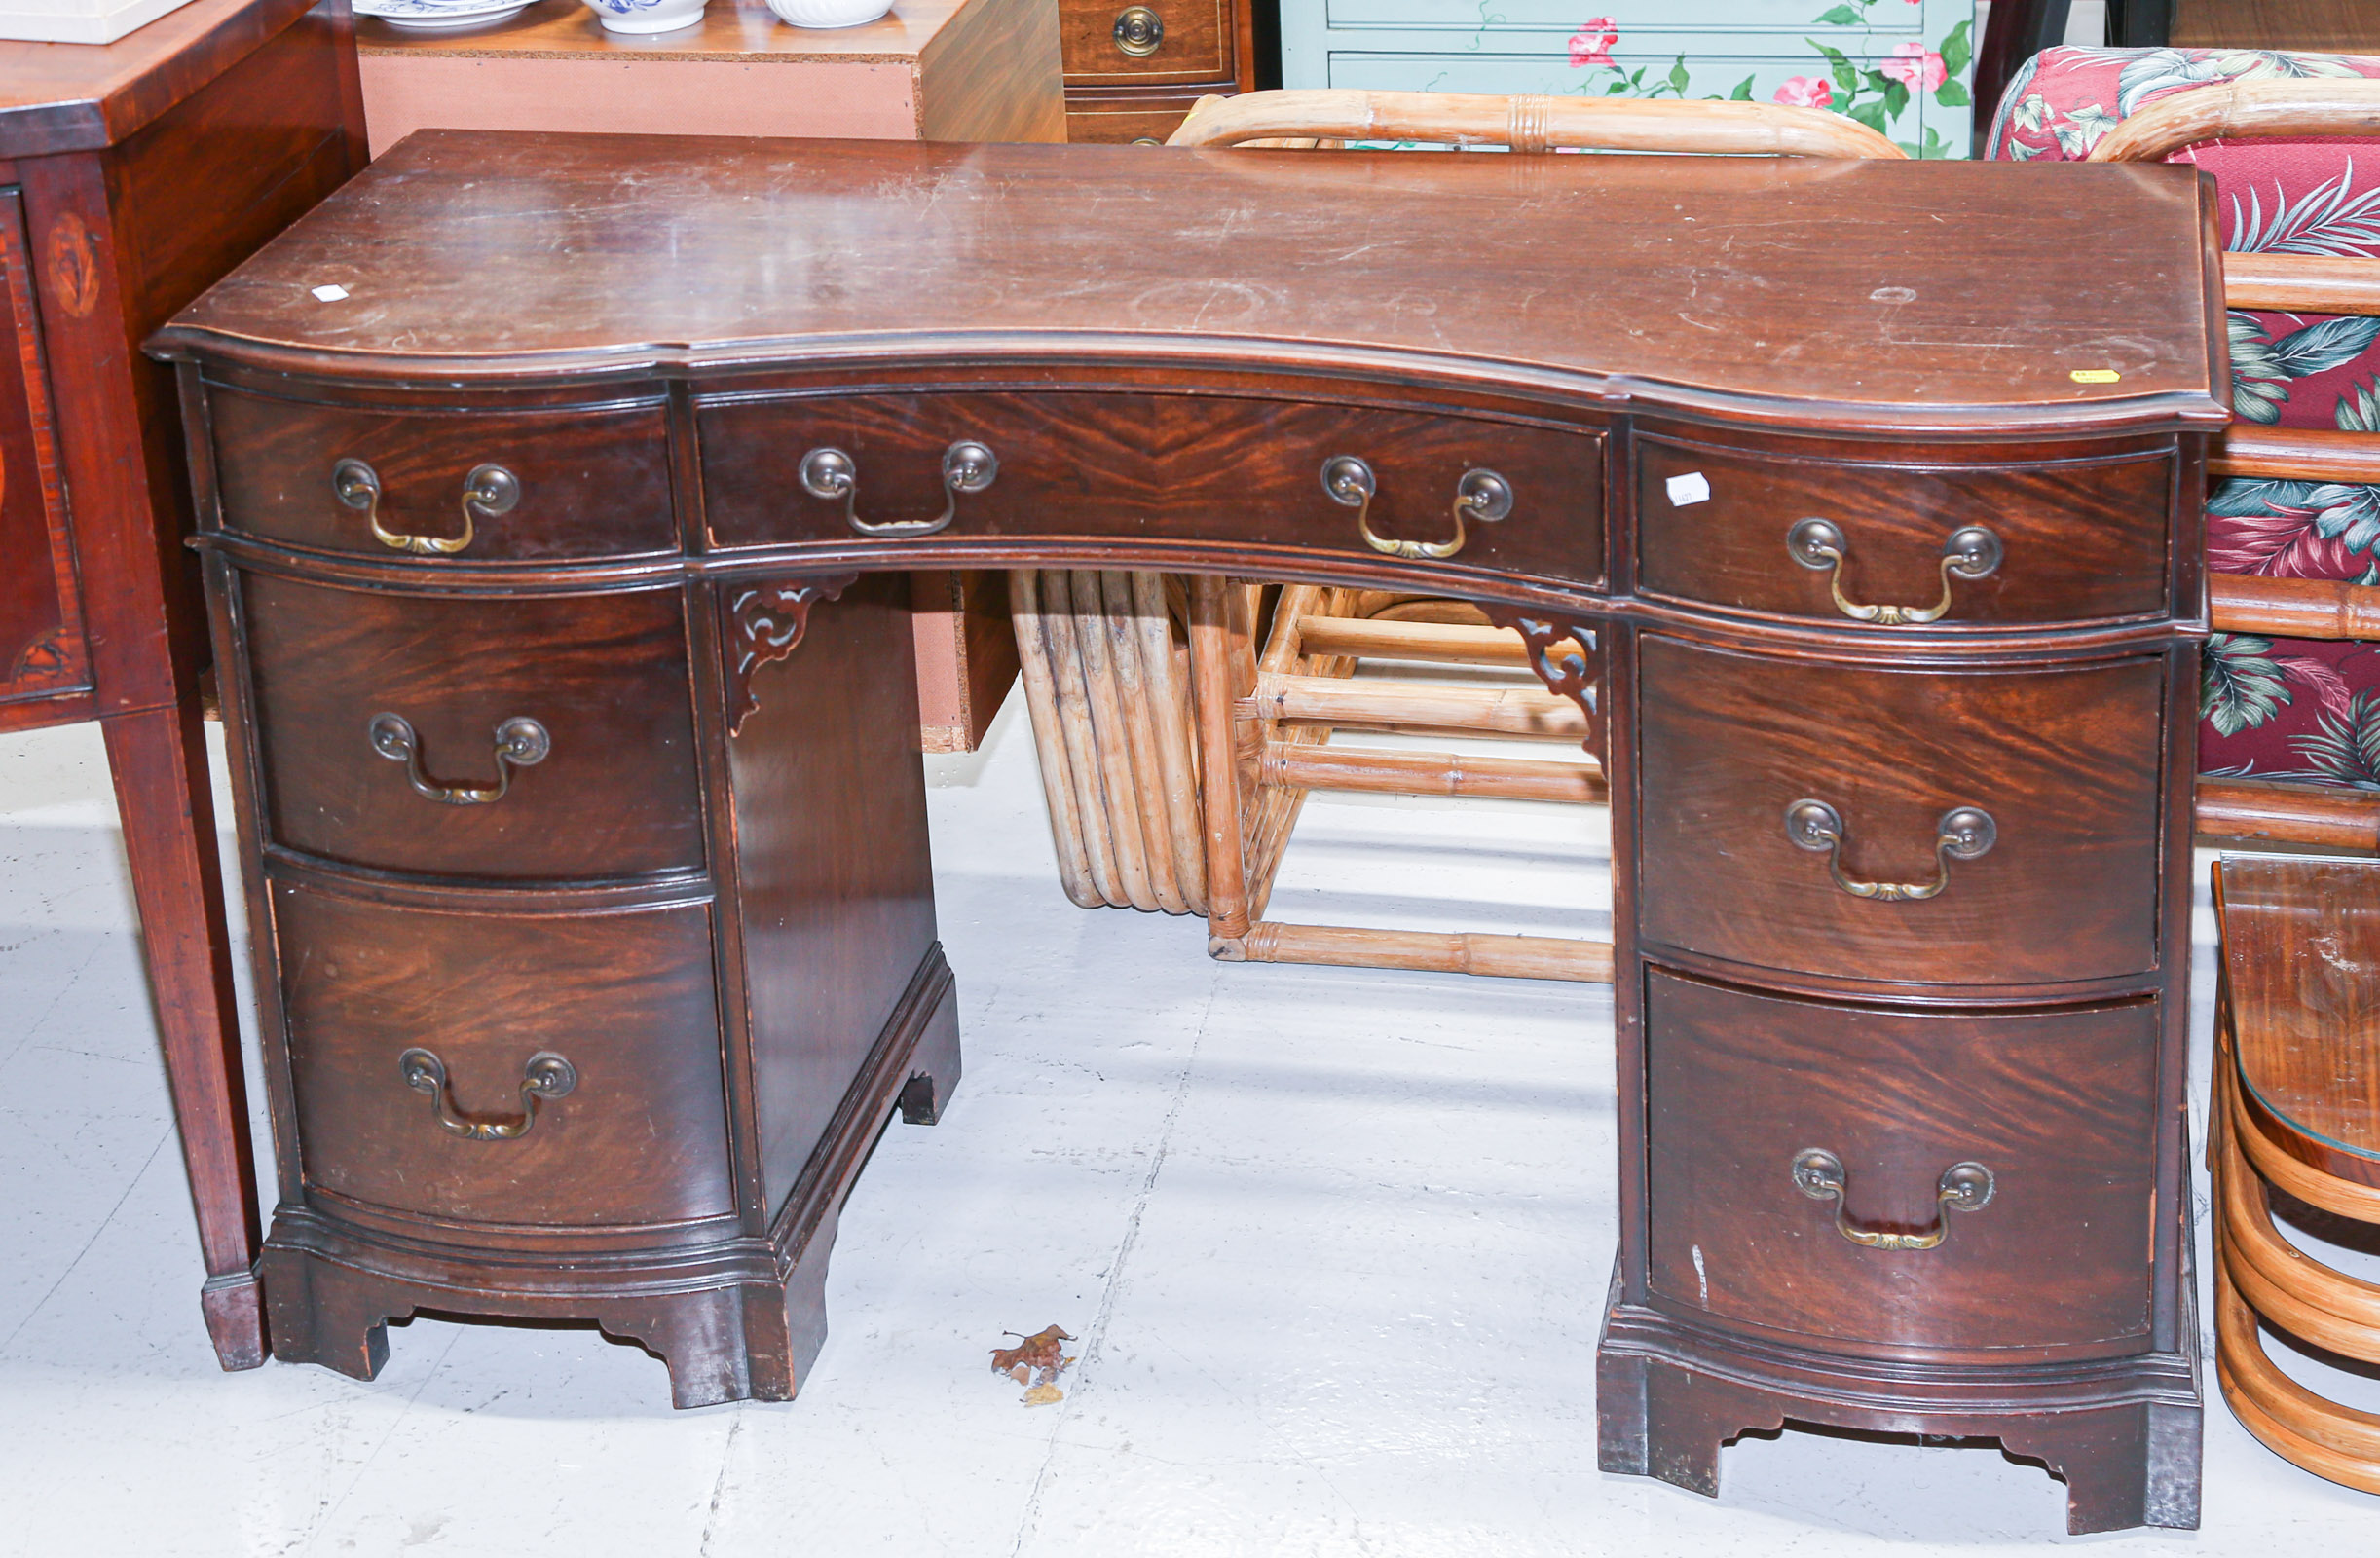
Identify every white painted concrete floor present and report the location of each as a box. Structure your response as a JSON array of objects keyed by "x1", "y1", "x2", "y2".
[{"x1": 4, "y1": 689, "x2": 2378, "y2": 1555}]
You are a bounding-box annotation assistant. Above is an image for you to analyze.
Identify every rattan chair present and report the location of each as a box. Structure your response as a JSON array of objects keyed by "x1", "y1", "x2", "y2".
[
  {"x1": 1010, "y1": 90, "x2": 1904, "y2": 980},
  {"x1": 2089, "y1": 80, "x2": 2380, "y2": 852}
]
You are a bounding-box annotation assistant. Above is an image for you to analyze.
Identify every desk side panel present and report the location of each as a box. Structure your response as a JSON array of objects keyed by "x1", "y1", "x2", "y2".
[{"x1": 726, "y1": 572, "x2": 940, "y2": 1216}]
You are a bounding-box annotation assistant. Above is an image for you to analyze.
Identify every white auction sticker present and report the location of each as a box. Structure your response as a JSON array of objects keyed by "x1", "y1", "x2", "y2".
[
  {"x1": 311, "y1": 284, "x2": 350, "y2": 303},
  {"x1": 1665, "y1": 471, "x2": 1711, "y2": 507}
]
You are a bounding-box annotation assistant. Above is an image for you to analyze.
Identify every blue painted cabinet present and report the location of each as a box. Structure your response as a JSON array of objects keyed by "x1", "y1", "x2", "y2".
[{"x1": 1279, "y1": 0, "x2": 1979, "y2": 157}]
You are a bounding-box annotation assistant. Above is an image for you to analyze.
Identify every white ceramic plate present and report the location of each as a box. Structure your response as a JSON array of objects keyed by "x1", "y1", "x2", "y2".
[{"x1": 353, "y1": 0, "x2": 531, "y2": 27}]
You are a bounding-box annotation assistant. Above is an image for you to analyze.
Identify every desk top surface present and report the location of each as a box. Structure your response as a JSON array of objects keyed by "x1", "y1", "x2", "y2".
[
  {"x1": 356, "y1": 0, "x2": 966, "y2": 64},
  {"x1": 156, "y1": 130, "x2": 2227, "y2": 433}
]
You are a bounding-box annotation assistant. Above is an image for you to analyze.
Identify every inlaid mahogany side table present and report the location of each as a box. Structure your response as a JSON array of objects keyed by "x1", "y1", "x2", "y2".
[
  {"x1": 0, "y1": 0, "x2": 362, "y2": 1368},
  {"x1": 152, "y1": 131, "x2": 2220, "y2": 1529}
]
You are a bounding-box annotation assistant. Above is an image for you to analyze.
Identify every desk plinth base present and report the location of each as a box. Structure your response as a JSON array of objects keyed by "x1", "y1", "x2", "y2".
[
  {"x1": 258, "y1": 946, "x2": 961, "y2": 1409},
  {"x1": 1594, "y1": 1264, "x2": 2203, "y2": 1534}
]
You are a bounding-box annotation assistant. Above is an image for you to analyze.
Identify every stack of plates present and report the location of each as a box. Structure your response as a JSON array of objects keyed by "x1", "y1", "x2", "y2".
[{"x1": 353, "y1": 0, "x2": 534, "y2": 28}]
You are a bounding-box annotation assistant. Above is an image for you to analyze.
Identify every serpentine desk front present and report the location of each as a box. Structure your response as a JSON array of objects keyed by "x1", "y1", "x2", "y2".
[{"x1": 149, "y1": 132, "x2": 2225, "y2": 1534}]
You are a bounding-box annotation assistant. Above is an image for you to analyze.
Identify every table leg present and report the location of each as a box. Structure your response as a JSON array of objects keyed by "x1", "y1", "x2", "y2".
[{"x1": 99, "y1": 699, "x2": 265, "y2": 1369}]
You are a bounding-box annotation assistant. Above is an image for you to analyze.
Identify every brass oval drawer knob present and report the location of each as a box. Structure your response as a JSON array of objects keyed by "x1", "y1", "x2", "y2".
[
  {"x1": 799, "y1": 440, "x2": 997, "y2": 538},
  {"x1": 399, "y1": 1047, "x2": 577, "y2": 1141},
  {"x1": 1783, "y1": 798, "x2": 1995, "y2": 903},
  {"x1": 1113, "y1": 5, "x2": 1164, "y2": 56},
  {"x1": 369, "y1": 712, "x2": 550, "y2": 805},
  {"x1": 1790, "y1": 1148, "x2": 1994, "y2": 1251},
  {"x1": 1323, "y1": 455, "x2": 1512, "y2": 561},
  {"x1": 333, "y1": 458, "x2": 521, "y2": 557},
  {"x1": 1786, "y1": 517, "x2": 2002, "y2": 625}
]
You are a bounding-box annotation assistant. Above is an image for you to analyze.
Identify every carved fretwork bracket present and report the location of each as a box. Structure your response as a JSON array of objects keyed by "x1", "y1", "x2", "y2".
[
  {"x1": 723, "y1": 574, "x2": 857, "y2": 736},
  {"x1": 1484, "y1": 605, "x2": 1604, "y2": 766}
]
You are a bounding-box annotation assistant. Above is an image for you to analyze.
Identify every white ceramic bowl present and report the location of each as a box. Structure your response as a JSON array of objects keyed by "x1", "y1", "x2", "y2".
[
  {"x1": 579, "y1": 0, "x2": 705, "y2": 32},
  {"x1": 765, "y1": 0, "x2": 889, "y2": 27}
]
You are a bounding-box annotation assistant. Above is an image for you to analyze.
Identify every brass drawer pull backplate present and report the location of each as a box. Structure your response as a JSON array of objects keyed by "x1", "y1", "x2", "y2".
[
  {"x1": 799, "y1": 441, "x2": 997, "y2": 538},
  {"x1": 1323, "y1": 455, "x2": 1512, "y2": 561},
  {"x1": 1790, "y1": 1147, "x2": 1994, "y2": 1251},
  {"x1": 1784, "y1": 798, "x2": 1995, "y2": 902},
  {"x1": 334, "y1": 458, "x2": 521, "y2": 557},
  {"x1": 1787, "y1": 517, "x2": 2002, "y2": 625},
  {"x1": 1113, "y1": 5, "x2": 1164, "y2": 56},
  {"x1": 399, "y1": 1047, "x2": 577, "y2": 1141},
  {"x1": 369, "y1": 712, "x2": 550, "y2": 805}
]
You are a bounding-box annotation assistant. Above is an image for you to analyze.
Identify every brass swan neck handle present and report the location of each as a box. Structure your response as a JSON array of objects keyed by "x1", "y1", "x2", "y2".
[
  {"x1": 1322, "y1": 454, "x2": 1513, "y2": 561},
  {"x1": 399, "y1": 1048, "x2": 577, "y2": 1142},
  {"x1": 369, "y1": 712, "x2": 550, "y2": 806},
  {"x1": 1791, "y1": 1148, "x2": 1995, "y2": 1251},
  {"x1": 1786, "y1": 517, "x2": 2002, "y2": 625},
  {"x1": 1783, "y1": 798, "x2": 1996, "y2": 902}
]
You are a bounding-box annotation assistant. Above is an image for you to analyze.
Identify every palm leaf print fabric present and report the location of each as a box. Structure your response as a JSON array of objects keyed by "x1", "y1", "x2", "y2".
[{"x1": 1993, "y1": 45, "x2": 2380, "y2": 787}]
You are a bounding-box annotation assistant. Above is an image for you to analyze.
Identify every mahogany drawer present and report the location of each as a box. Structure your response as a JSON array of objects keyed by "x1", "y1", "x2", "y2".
[
  {"x1": 207, "y1": 387, "x2": 676, "y2": 562},
  {"x1": 698, "y1": 390, "x2": 1606, "y2": 587},
  {"x1": 1645, "y1": 970, "x2": 2158, "y2": 1359},
  {"x1": 275, "y1": 885, "x2": 732, "y2": 1230},
  {"x1": 1636, "y1": 433, "x2": 2174, "y2": 626},
  {"x1": 1636, "y1": 635, "x2": 2166, "y2": 987},
  {"x1": 241, "y1": 575, "x2": 704, "y2": 881},
  {"x1": 1060, "y1": 0, "x2": 1228, "y2": 84}
]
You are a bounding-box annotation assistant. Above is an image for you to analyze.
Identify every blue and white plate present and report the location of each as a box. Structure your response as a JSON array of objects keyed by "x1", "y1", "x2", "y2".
[{"x1": 354, "y1": 0, "x2": 532, "y2": 28}]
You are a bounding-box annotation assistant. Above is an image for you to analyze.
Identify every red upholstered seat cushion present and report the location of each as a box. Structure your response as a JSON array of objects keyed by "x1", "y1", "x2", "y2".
[{"x1": 1992, "y1": 47, "x2": 2380, "y2": 787}]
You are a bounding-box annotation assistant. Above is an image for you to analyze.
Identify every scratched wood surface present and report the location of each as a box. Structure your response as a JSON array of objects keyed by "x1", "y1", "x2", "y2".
[{"x1": 156, "y1": 131, "x2": 2226, "y2": 432}]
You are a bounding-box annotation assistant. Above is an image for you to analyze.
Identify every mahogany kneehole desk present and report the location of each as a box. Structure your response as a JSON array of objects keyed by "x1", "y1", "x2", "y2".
[{"x1": 150, "y1": 132, "x2": 2224, "y2": 1535}]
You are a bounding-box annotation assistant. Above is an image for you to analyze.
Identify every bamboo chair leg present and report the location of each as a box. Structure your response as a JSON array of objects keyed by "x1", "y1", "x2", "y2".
[
  {"x1": 1242, "y1": 582, "x2": 1347, "y2": 923},
  {"x1": 1008, "y1": 571, "x2": 1102, "y2": 909},
  {"x1": 1039, "y1": 571, "x2": 1127, "y2": 908},
  {"x1": 1132, "y1": 570, "x2": 1207, "y2": 914},
  {"x1": 1100, "y1": 569, "x2": 1189, "y2": 914},
  {"x1": 1065, "y1": 569, "x2": 1161, "y2": 912},
  {"x1": 1190, "y1": 573, "x2": 1251, "y2": 939}
]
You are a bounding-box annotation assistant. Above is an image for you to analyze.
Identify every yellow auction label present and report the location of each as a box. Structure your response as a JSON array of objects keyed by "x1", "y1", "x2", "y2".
[{"x1": 2069, "y1": 369, "x2": 2123, "y2": 384}]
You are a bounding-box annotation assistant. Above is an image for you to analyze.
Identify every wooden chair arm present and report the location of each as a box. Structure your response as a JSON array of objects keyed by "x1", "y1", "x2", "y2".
[
  {"x1": 2091, "y1": 78, "x2": 2380, "y2": 163},
  {"x1": 2213, "y1": 427, "x2": 2380, "y2": 484},
  {"x1": 2211, "y1": 574, "x2": 2380, "y2": 639},
  {"x1": 2223, "y1": 252, "x2": 2380, "y2": 315},
  {"x1": 2198, "y1": 777, "x2": 2380, "y2": 851},
  {"x1": 1163, "y1": 89, "x2": 1906, "y2": 158}
]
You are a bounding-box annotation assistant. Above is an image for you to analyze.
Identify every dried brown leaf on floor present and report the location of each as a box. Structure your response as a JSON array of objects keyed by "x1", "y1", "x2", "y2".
[
  {"x1": 990, "y1": 1325, "x2": 1073, "y2": 1378},
  {"x1": 990, "y1": 1324, "x2": 1078, "y2": 1401}
]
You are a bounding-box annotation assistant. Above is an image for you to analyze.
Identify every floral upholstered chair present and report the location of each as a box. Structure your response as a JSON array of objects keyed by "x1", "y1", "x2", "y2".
[{"x1": 1991, "y1": 49, "x2": 2380, "y2": 823}]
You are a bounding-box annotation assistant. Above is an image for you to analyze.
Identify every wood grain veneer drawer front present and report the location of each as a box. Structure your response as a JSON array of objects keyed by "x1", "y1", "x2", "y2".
[
  {"x1": 1636, "y1": 435, "x2": 2174, "y2": 626},
  {"x1": 1637, "y1": 636, "x2": 2166, "y2": 986},
  {"x1": 1060, "y1": 0, "x2": 1227, "y2": 82},
  {"x1": 276, "y1": 886, "x2": 732, "y2": 1230},
  {"x1": 1646, "y1": 970, "x2": 2158, "y2": 1357},
  {"x1": 207, "y1": 388, "x2": 676, "y2": 562},
  {"x1": 242, "y1": 575, "x2": 704, "y2": 881},
  {"x1": 699, "y1": 391, "x2": 1605, "y2": 586}
]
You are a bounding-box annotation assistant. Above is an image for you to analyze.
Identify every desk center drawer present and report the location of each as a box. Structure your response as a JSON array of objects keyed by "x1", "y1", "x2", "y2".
[
  {"x1": 697, "y1": 390, "x2": 1605, "y2": 586},
  {"x1": 241, "y1": 575, "x2": 704, "y2": 882},
  {"x1": 1637, "y1": 635, "x2": 2167, "y2": 988}
]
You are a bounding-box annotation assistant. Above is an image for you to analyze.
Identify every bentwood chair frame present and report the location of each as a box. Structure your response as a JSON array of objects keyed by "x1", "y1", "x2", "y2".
[
  {"x1": 1009, "y1": 90, "x2": 1905, "y2": 983},
  {"x1": 2094, "y1": 80, "x2": 2380, "y2": 852}
]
